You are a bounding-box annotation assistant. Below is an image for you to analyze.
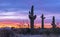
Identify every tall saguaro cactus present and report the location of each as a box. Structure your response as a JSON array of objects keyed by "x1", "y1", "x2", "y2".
[
  {"x1": 41, "y1": 14, "x2": 45, "y2": 29},
  {"x1": 29, "y1": 6, "x2": 36, "y2": 29},
  {"x1": 51, "y1": 16, "x2": 56, "y2": 28}
]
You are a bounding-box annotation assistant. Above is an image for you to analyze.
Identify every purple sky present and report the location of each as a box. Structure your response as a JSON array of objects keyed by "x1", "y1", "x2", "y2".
[{"x1": 0, "y1": 0, "x2": 60, "y2": 23}]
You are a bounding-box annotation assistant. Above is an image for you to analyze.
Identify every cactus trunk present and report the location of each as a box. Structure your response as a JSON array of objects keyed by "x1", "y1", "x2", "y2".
[
  {"x1": 42, "y1": 18, "x2": 44, "y2": 29},
  {"x1": 30, "y1": 19, "x2": 34, "y2": 29},
  {"x1": 29, "y1": 5, "x2": 36, "y2": 29},
  {"x1": 51, "y1": 16, "x2": 56, "y2": 28},
  {"x1": 41, "y1": 14, "x2": 45, "y2": 29}
]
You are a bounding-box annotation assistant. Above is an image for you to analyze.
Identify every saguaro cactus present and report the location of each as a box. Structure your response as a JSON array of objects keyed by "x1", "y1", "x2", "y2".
[
  {"x1": 51, "y1": 16, "x2": 56, "y2": 28},
  {"x1": 41, "y1": 14, "x2": 45, "y2": 29},
  {"x1": 29, "y1": 6, "x2": 36, "y2": 29}
]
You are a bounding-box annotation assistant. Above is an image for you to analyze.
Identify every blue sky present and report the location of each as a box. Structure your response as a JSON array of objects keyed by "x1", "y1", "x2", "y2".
[
  {"x1": 0, "y1": 0, "x2": 60, "y2": 12},
  {"x1": 0, "y1": 0, "x2": 60, "y2": 22}
]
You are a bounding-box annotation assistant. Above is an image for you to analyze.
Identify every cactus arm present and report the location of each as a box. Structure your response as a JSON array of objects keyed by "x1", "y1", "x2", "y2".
[
  {"x1": 33, "y1": 15, "x2": 36, "y2": 20},
  {"x1": 29, "y1": 11, "x2": 30, "y2": 14}
]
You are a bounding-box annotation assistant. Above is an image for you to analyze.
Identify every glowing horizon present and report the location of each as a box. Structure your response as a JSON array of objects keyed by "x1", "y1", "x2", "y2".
[{"x1": 0, "y1": 21, "x2": 59, "y2": 28}]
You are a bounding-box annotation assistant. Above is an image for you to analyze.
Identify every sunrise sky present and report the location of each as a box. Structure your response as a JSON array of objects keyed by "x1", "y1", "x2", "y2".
[{"x1": 0, "y1": 0, "x2": 60, "y2": 28}]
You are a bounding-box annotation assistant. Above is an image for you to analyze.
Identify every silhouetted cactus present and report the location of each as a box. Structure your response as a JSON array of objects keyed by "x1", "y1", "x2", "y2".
[
  {"x1": 41, "y1": 14, "x2": 45, "y2": 29},
  {"x1": 29, "y1": 5, "x2": 36, "y2": 29},
  {"x1": 51, "y1": 16, "x2": 56, "y2": 28}
]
